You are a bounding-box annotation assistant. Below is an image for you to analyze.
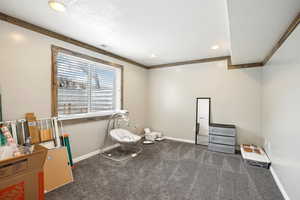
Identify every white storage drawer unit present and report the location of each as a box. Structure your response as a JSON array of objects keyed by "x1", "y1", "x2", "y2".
[
  {"x1": 209, "y1": 134, "x2": 235, "y2": 146},
  {"x1": 209, "y1": 126, "x2": 236, "y2": 137},
  {"x1": 208, "y1": 123, "x2": 236, "y2": 154},
  {"x1": 208, "y1": 143, "x2": 235, "y2": 154}
]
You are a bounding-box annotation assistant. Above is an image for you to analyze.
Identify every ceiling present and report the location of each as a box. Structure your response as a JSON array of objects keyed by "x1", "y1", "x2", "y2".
[
  {"x1": 0, "y1": 0, "x2": 299, "y2": 66},
  {"x1": 227, "y1": 0, "x2": 300, "y2": 64},
  {"x1": 0, "y1": 0, "x2": 230, "y2": 66}
]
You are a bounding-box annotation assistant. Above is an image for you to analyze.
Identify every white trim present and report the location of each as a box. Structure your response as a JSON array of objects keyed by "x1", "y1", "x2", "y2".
[
  {"x1": 58, "y1": 111, "x2": 114, "y2": 121},
  {"x1": 58, "y1": 110, "x2": 128, "y2": 121},
  {"x1": 73, "y1": 144, "x2": 120, "y2": 163},
  {"x1": 73, "y1": 149, "x2": 101, "y2": 163},
  {"x1": 165, "y1": 136, "x2": 195, "y2": 144},
  {"x1": 102, "y1": 144, "x2": 120, "y2": 153},
  {"x1": 270, "y1": 166, "x2": 290, "y2": 200}
]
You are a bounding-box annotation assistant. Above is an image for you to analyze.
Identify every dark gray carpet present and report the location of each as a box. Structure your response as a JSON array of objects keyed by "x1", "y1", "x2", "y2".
[{"x1": 46, "y1": 140, "x2": 284, "y2": 200}]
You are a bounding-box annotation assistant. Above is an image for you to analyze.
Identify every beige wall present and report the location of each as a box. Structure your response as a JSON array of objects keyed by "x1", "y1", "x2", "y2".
[
  {"x1": 1, "y1": 13, "x2": 298, "y2": 200},
  {"x1": 262, "y1": 26, "x2": 300, "y2": 200},
  {"x1": 0, "y1": 21, "x2": 148, "y2": 158},
  {"x1": 148, "y1": 61, "x2": 262, "y2": 145},
  {"x1": 0, "y1": 20, "x2": 263, "y2": 157}
]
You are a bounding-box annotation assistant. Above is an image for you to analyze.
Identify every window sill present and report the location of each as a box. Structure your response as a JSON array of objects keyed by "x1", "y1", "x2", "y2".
[{"x1": 58, "y1": 110, "x2": 125, "y2": 121}]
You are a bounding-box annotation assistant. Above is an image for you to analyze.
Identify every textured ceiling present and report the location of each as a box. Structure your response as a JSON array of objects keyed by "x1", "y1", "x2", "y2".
[
  {"x1": 0, "y1": 0, "x2": 299, "y2": 66},
  {"x1": 0, "y1": 0, "x2": 231, "y2": 66},
  {"x1": 227, "y1": 0, "x2": 300, "y2": 64}
]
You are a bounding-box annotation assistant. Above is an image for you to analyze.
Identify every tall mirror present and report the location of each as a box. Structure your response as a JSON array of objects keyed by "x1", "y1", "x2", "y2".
[{"x1": 195, "y1": 97, "x2": 211, "y2": 145}]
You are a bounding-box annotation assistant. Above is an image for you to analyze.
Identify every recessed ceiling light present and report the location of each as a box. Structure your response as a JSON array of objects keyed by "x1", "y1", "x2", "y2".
[
  {"x1": 150, "y1": 54, "x2": 157, "y2": 58},
  {"x1": 211, "y1": 45, "x2": 219, "y2": 50},
  {"x1": 48, "y1": 0, "x2": 66, "y2": 12},
  {"x1": 100, "y1": 44, "x2": 107, "y2": 48},
  {"x1": 10, "y1": 33, "x2": 25, "y2": 42}
]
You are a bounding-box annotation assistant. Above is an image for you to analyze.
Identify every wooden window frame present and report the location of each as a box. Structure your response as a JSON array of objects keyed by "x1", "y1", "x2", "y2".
[{"x1": 51, "y1": 45, "x2": 124, "y2": 119}]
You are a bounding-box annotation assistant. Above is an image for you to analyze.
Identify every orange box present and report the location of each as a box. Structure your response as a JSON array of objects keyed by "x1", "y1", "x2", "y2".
[{"x1": 0, "y1": 145, "x2": 47, "y2": 200}]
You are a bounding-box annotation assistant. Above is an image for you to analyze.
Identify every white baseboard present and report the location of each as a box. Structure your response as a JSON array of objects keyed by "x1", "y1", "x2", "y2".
[
  {"x1": 73, "y1": 144, "x2": 120, "y2": 163},
  {"x1": 102, "y1": 144, "x2": 120, "y2": 152},
  {"x1": 165, "y1": 136, "x2": 195, "y2": 144},
  {"x1": 73, "y1": 149, "x2": 101, "y2": 163},
  {"x1": 270, "y1": 166, "x2": 290, "y2": 200}
]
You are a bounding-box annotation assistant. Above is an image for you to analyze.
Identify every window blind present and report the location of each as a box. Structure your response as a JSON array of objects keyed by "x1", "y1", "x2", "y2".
[
  {"x1": 56, "y1": 52, "x2": 118, "y2": 116},
  {"x1": 90, "y1": 65, "x2": 116, "y2": 112}
]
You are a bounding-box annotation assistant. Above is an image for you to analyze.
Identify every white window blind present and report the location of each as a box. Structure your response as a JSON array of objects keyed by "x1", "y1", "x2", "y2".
[{"x1": 55, "y1": 52, "x2": 121, "y2": 118}]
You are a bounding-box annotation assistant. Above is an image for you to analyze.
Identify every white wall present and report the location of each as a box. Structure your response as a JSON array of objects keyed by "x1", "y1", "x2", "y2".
[
  {"x1": 262, "y1": 25, "x2": 300, "y2": 200},
  {"x1": 0, "y1": 21, "x2": 148, "y2": 158},
  {"x1": 148, "y1": 60, "x2": 262, "y2": 145}
]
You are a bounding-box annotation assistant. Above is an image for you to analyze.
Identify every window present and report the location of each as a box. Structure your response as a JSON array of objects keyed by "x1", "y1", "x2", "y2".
[{"x1": 51, "y1": 46, "x2": 123, "y2": 120}]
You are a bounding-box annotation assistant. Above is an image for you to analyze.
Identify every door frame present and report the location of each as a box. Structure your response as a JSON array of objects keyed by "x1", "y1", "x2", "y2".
[{"x1": 195, "y1": 97, "x2": 211, "y2": 145}]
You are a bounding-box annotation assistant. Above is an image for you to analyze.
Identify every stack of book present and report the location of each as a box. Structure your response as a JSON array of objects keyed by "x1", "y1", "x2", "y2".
[{"x1": 240, "y1": 144, "x2": 271, "y2": 169}]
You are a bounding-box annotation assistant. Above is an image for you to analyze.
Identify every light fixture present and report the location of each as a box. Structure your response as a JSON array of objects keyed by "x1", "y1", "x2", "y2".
[
  {"x1": 150, "y1": 54, "x2": 156, "y2": 58},
  {"x1": 10, "y1": 33, "x2": 25, "y2": 42},
  {"x1": 211, "y1": 45, "x2": 219, "y2": 50},
  {"x1": 48, "y1": 0, "x2": 66, "y2": 12}
]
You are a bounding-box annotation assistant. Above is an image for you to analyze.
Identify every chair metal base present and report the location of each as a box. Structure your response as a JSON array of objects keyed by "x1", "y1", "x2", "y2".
[{"x1": 101, "y1": 145, "x2": 142, "y2": 162}]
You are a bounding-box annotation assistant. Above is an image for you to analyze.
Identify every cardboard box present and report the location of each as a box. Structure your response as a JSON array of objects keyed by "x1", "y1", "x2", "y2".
[
  {"x1": 25, "y1": 113, "x2": 41, "y2": 144},
  {"x1": 0, "y1": 145, "x2": 47, "y2": 200},
  {"x1": 44, "y1": 147, "x2": 73, "y2": 192}
]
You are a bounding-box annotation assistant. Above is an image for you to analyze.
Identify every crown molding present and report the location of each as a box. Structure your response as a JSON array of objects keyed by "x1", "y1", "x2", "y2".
[
  {"x1": 1, "y1": 11, "x2": 299, "y2": 70},
  {"x1": 148, "y1": 12, "x2": 299, "y2": 70},
  {"x1": 0, "y1": 12, "x2": 147, "y2": 69},
  {"x1": 149, "y1": 56, "x2": 230, "y2": 69},
  {"x1": 263, "y1": 12, "x2": 300, "y2": 65}
]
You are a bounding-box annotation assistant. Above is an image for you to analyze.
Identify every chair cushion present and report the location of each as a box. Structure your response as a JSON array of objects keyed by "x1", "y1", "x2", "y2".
[{"x1": 110, "y1": 129, "x2": 141, "y2": 143}]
